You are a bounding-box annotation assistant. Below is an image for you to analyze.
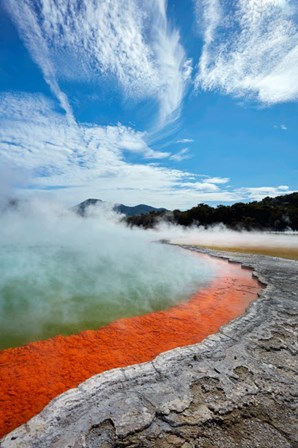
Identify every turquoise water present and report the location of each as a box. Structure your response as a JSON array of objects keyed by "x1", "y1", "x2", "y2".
[{"x1": 0, "y1": 243, "x2": 213, "y2": 349}]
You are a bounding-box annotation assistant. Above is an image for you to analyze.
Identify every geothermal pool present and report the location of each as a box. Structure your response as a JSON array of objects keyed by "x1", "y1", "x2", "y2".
[
  {"x1": 0, "y1": 243, "x2": 213, "y2": 349},
  {"x1": 0, "y1": 250, "x2": 261, "y2": 438}
]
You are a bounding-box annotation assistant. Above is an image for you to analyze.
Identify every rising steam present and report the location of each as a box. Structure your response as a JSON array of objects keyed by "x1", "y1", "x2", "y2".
[
  {"x1": 0, "y1": 198, "x2": 213, "y2": 349},
  {"x1": 154, "y1": 222, "x2": 298, "y2": 249}
]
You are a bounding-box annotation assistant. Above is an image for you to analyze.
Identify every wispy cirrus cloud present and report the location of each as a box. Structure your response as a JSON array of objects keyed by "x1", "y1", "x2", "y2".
[
  {"x1": 4, "y1": 2, "x2": 75, "y2": 124},
  {"x1": 5, "y1": 0, "x2": 190, "y2": 127},
  {"x1": 195, "y1": 0, "x2": 298, "y2": 105},
  {"x1": 170, "y1": 148, "x2": 191, "y2": 162},
  {"x1": 176, "y1": 138, "x2": 194, "y2": 143}
]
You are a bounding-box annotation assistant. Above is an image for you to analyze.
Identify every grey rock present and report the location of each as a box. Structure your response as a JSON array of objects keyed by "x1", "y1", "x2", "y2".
[{"x1": 1, "y1": 248, "x2": 297, "y2": 447}]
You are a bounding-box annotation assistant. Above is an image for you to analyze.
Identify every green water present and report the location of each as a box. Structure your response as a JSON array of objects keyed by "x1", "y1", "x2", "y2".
[
  {"x1": 1, "y1": 298, "x2": 174, "y2": 349},
  {"x1": 0, "y1": 243, "x2": 213, "y2": 350}
]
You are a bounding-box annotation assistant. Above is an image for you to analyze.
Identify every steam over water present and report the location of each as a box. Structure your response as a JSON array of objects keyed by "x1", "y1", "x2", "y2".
[{"x1": 0, "y1": 200, "x2": 213, "y2": 349}]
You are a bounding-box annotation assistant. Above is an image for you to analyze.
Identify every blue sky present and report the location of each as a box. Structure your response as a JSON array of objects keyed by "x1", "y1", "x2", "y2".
[{"x1": 0, "y1": 0, "x2": 297, "y2": 209}]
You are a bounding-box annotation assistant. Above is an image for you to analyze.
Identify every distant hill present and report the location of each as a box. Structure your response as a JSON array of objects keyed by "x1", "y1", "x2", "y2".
[
  {"x1": 116, "y1": 203, "x2": 167, "y2": 217},
  {"x1": 126, "y1": 192, "x2": 298, "y2": 231},
  {"x1": 73, "y1": 198, "x2": 103, "y2": 216},
  {"x1": 73, "y1": 198, "x2": 167, "y2": 217}
]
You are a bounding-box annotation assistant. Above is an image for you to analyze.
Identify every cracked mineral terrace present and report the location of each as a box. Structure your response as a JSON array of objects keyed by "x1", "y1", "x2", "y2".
[{"x1": 1, "y1": 248, "x2": 297, "y2": 448}]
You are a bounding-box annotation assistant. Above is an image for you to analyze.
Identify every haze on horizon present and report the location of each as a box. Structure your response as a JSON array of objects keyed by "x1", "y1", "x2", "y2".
[{"x1": 0, "y1": 0, "x2": 297, "y2": 209}]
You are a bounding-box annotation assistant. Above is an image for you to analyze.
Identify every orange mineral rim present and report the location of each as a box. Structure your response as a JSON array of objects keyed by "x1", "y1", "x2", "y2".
[{"x1": 0, "y1": 254, "x2": 262, "y2": 438}]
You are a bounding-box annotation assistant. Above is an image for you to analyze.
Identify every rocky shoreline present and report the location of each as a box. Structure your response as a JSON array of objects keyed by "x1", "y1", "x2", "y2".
[{"x1": 1, "y1": 248, "x2": 297, "y2": 447}]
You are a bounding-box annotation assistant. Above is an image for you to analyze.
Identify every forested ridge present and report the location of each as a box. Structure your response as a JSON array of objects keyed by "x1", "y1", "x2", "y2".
[{"x1": 126, "y1": 193, "x2": 298, "y2": 231}]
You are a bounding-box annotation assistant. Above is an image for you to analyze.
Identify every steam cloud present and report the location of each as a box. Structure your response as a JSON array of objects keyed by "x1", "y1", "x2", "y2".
[
  {"x1": 156, "y1": 223, "x2": 298, "y2": 249},
  {"x1": 0, "y1": 198, "x2": 213, "y2": 349}
]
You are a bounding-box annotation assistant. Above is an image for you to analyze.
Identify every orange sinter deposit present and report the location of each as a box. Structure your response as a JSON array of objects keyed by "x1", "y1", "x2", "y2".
[{"x1": 0, "y1": 254, "x2": 262, "y2": 438}]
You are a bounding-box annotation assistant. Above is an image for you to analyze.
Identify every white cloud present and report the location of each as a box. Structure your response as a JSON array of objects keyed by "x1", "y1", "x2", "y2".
[
  {"x1": 4, "y1": 3, "x2": 75, "y2": 123},
  {"x1": 176, "y1": 138, "x2": 194, "y2": 143},
  {"x1": 202, "y1": 177, "x2": 230, "y2": 184},
  {"x1": 170, "y1": 148, "x2": 191, "y2": 162},
  {"x1": 0, "y1": 94, "x2": 171, "y2": 172},
  {"x1": 152, "y1": 3, "x2": 193, "y2": 126},
  {"x1": 181, "y1": 181, "x2": 219, "y2": 192},
  {"x1": 5, "y1": 0, "x2": 190, "y2": 127},
  {"x1": 195, "y1": 0, "x2": 298, "y2": 104},
  {"x1": 236, "y1": 185, "x2": 292, "y2": 201},
  {"x1": 274, "y1": 124, "x2": 288, "y2": 130},
  {"x1": 0, "y1": 93, "x2": 57, "y2": 122},
  {"x1": 0, "y1": 93, "x2": 194, "y2": 207}
]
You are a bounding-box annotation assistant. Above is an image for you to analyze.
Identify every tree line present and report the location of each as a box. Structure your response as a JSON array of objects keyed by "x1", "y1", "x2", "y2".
[{"x1": 126, "y1": 192, "x2": 298, "y2": 231}]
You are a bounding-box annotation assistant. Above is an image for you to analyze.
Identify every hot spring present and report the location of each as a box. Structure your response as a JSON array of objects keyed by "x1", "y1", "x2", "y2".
[
  {"x1": 0, "y1": 201, "x2": 214, "y2": 349},
  {"x1": 0, "y1": 200, "x2": 262, "y2": 438}
]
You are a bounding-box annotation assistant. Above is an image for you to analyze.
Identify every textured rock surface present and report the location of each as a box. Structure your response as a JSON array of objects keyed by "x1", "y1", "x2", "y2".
[{"x1": 1, "y1": 248, "x2": 297, "y2": 448}]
